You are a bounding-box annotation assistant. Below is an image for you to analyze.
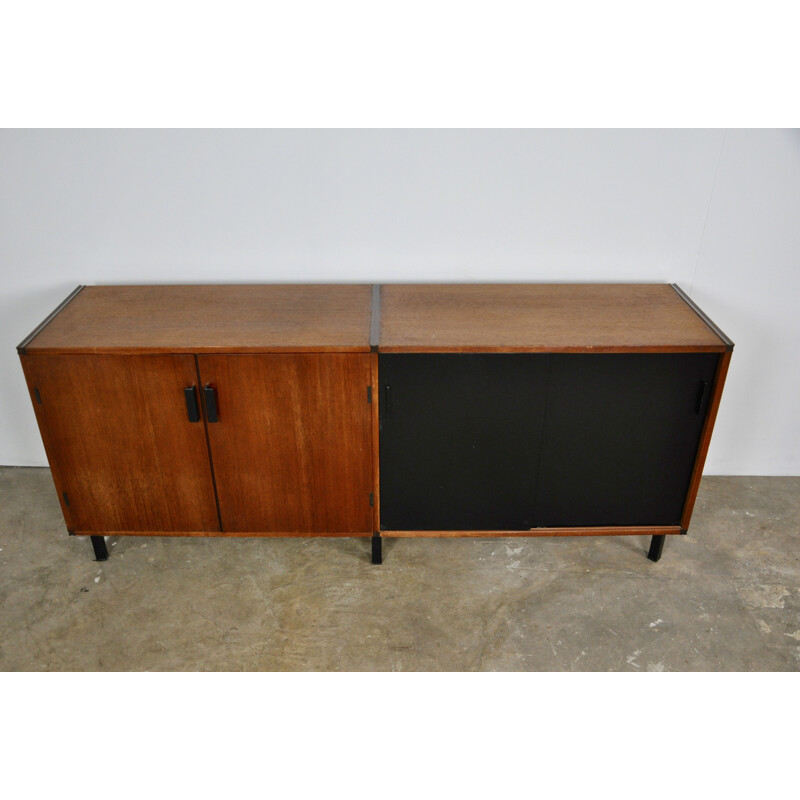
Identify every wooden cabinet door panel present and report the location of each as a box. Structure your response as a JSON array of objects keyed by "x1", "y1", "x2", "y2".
[
  {"x1": 197, "y1": 354, "x2": 372, "y2": 533},
  {"x1": 20, "y1": 354, "x2": 220, "y2": 532}
]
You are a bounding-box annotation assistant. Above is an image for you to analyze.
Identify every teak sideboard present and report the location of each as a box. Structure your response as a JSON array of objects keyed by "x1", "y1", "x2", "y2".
[{"x1": 17, "y1": 283, "x2": 733, "y2": 565}]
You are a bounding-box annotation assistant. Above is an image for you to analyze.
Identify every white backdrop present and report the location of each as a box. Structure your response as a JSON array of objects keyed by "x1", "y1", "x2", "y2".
[{"x1": 1, "y1": 129, "x2": 798, "y2": 473}]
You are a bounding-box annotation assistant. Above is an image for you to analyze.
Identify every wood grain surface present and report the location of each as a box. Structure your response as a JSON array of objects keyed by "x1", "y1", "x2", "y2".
[
  {"x1": 379, "y1": 284, "x2": 727, "y2": 351},
  {"x1": 19, "y1": 282, "x2": 732, "y2": 543},
  {"x1": 197, "y1": 354, "x2": 373, "y2": 533},
  {"x1": 26, "y1": 284, "x2": 373, "y2": 353},
  {"x1": 20, "y1": 354, "x2": 220, "y2": 532}
]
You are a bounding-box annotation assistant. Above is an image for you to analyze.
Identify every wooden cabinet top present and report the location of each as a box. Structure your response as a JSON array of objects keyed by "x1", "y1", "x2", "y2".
[
  {"x1": 20, "y1": 284, "x2": 374, "y2": 354},
  {"x1": 18, "y1": 283, "x2": 732, "y2": 355},
  {"x1": 379, "y1": 284, "x2": 731, "y2": 352}
]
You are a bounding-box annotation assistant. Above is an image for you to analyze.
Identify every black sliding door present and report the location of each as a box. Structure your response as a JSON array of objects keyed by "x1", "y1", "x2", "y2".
[
  {"x1": 534, "y1": 353, "x2": 719, "y2": 527},
  {"x1": 379, "y1": 352, "x2": 719, "y2": 531},
  {"x1": 379, "y1": 354, "x2": 549, "y2": 530}
]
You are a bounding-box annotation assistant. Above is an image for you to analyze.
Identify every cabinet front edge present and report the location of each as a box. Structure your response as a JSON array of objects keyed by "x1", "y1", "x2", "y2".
[
  {"x1": 376, "y1": 344, "x2": 728, "y2": 354},
  {"x1": 21, "y1": 345, "x2": 373, "y2": 356},
  {"x1": 71, "y1": 530, "x2": 374, "y2": 537},
  {"x1": 382, "y1": 526, "x2": 683, "y2": 538}
]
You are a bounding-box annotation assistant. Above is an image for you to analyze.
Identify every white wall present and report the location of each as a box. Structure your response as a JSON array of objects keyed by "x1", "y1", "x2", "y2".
[{"x1": 1, "y1": 129, "x2": 798, "y2": 473}]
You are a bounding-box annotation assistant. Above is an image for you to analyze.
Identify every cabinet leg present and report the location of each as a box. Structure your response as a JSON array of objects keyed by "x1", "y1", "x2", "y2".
[
  {"x1": 647, "y1": 534, "x2": 665, "y2": 562},
  {"x1": 91, "y1": 535, "x2": 109, "y2": 561},
  {"x1": 371, "y1": 533, "x2": 382, "y2": 565}
]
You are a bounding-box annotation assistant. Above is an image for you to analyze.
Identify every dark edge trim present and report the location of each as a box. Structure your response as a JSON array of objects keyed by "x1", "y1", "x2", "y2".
[
  {"x1": 680, "y1": 528, "x2": 688, "y2": 535},
  {"x1": 670, "y1": 284, "x2": 734, "y2": 350},
  {"x1": 369, "y1": 283, "x2": 381, "y2": 350},
  {"x1": 17, "y1": 285, "x2": 86, "y2": 353}
]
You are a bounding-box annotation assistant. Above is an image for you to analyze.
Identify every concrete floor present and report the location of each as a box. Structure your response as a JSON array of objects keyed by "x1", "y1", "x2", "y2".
[{"x1": 0, "y1": 467, "x2": 798, "y2": 671}]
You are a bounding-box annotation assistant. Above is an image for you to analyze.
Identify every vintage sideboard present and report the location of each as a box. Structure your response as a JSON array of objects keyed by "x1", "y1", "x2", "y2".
[{"x1": 17, "y1": 283, "x2": 732, "y2": 564}]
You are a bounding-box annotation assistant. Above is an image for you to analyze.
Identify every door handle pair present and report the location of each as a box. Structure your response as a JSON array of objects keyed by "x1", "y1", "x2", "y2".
[{"x1": 184, "y1": 385, "x2": 219, "y2": 423}]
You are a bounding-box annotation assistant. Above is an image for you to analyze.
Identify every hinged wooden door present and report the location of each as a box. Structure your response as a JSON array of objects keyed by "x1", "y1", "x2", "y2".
[
  {"x1": 20, "y1": 354, "x2": 220, "y2": 533},
  {"x1": 197, "y1": 354, "x2": 373, "y2": 533}
]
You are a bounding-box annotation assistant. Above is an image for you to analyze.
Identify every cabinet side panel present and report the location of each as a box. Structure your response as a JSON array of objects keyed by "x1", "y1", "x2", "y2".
[
  {"x1": 198, "y1": 354, "x2": 373, "y2": 533},
  {"x1": 681, "y1": 350, "x2": 731, "y2": 529},
  {"x1": 19, "y1": 354, "x2": 220, "y2": 532},
  {"x1": 20, "y1": 356, "x2": 75, "y2": 529}
]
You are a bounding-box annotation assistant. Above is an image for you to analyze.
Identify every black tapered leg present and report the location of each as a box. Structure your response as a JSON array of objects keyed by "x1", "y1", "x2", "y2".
[
  {"x1": 647, "y1": 534, "x2": 665, "y2": 562},
  {"x1": 91, "y1": 535, "x2": 109, "y2": 561},
  {"x1": 371, "y1": 533, "x2": 382, "y2": 565}
]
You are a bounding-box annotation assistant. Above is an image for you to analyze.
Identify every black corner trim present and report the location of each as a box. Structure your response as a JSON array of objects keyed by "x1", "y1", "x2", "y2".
[
  {"x1": 369, "y1": 284, "x2": 381, "y2": 349},
  {"x1": 670, "y1": 284, "x2": 734, "y2": 349},
  {"x1": 17, "y1": 285, "x2": 86, "y2": 353},
  {"x1": 680, "y1": 528, "x2": 688, "y2": 535}
]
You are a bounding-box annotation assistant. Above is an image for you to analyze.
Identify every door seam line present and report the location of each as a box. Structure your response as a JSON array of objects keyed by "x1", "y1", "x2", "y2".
[{"x1": 195, "y1": 354, "x2": 224, "y2": 532}]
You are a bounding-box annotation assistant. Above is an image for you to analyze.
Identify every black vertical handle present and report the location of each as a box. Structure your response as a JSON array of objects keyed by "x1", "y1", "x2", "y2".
[
  {"x1": 204, "y1": 384, "x2": 219, "y2": 422},
  {"x1": 695, "y1": 380, "x2": 710, "y2": 415},
  {"x1": 384, "y1": 385, "x2": 391, "y2": 419},
  {"x1": 184, "y1": 386, "x2": 200, "y2": 422}
]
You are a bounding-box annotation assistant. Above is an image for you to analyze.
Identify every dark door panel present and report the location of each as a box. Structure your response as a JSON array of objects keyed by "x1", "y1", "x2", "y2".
[
  {"x1": 534, "y1": 353, "x2": 719, "y2": 527},
  {"x1": 379, "y1": 354, "x2": 550, "y2": 530}
]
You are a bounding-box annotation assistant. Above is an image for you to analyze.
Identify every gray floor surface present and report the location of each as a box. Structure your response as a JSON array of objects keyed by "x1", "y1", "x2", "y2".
[{"x1": 0, "y1": 467, "x2": 798, "y2": 671}]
